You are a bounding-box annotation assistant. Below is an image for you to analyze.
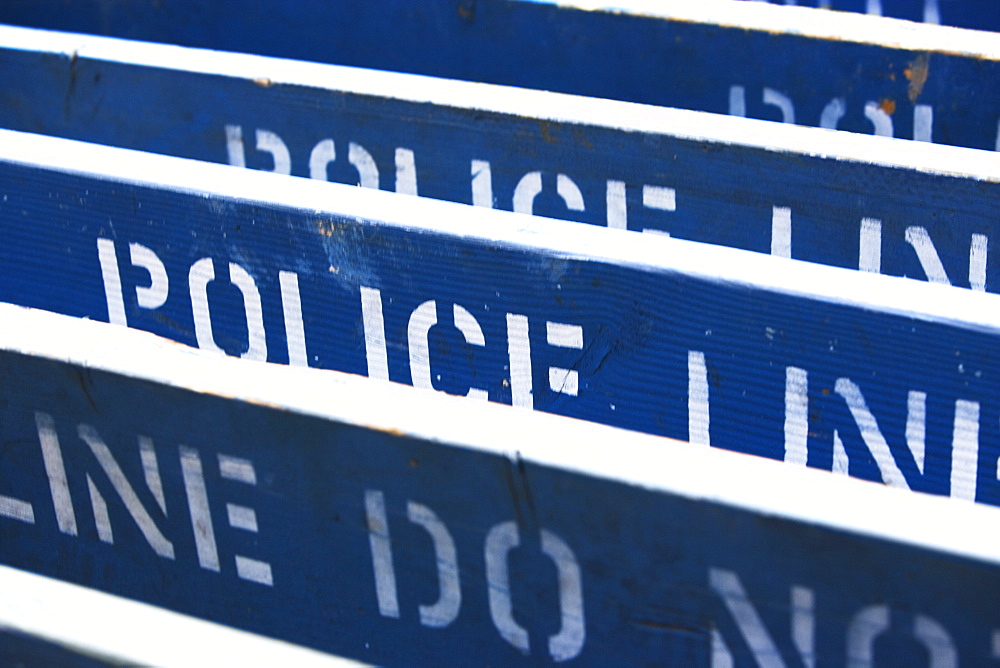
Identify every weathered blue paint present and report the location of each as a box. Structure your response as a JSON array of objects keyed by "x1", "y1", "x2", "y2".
[
  {"x1": 2, "y1": 0, "x2": 1000, "y2": 150},
  {"x1": 0, "y1": 632, "x2": 117, "y2": 668},
  {"x1": 1, "y1": 130, "x2": 1000, "y2": 508},
  {"x1": 0, "y1": 560, "x2": 365, "y2": 666},
  {"x1": 742, "y1": 0, "x2": 1000, "y2": 31},
  {"x1": 3, "y1": 305, "x2": 1000, "y2": 665},
  {"x1": 0, "y1": 29, "x2": 997, "y2": 295}
]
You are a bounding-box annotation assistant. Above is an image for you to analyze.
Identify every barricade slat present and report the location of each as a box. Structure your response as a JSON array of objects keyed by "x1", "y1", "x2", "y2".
[
  {"x1": 0, "y1": 27, "x2": 996, "y2": 293},
  {"x1": 0, "y1": 130, "x2": 999, "y2": 506},
  {"x1": 3, "y1": 0, "x2": 1000, "y2": 149},
  {"x1": 742, "y1": 0, "x2": 1000, "y2": 31},
  {"x1": 0, "y1": 565, "x2": 365, "y2": 667},
  {"x1": 3, "y1": 302, "x2": 1000, "y2": 664}
]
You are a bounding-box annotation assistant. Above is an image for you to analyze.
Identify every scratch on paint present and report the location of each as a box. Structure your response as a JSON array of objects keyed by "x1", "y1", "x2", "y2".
[
  {"x1": 502, "y1": 452, "x2": 539, "y2": 535},
  {"x1": 905, "y1": 53, "x2": 930, "y2": 103}
]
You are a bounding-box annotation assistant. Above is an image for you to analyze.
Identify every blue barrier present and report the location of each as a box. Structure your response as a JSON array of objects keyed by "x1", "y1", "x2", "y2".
[
  {"x1": 753, "y1": 0, "x2": 1000, "y2": 31},
  {"x1": 2, "y1": 0, "x2": 1000, "y2": 150},
  {"x1": 2, "y1": 303, "x2": 1000, "y2": 664},
  {"x1": 742, "y1": 0, "x2": 1000, "y2": 31},
  {"x1": 1, "y1": 130, "x2": 1000, "y2": 506},
  {"x1": 0, "y1": 563, "x2": 363, "y2": 666},
  {"x1": 0, "y1": 26, "x2": 997, "y2": 294}
]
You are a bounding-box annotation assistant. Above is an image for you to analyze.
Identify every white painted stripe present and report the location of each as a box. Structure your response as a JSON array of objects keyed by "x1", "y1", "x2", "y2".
[
  {"x1": 688, "y1": 351, "x2": 711, "y2": 447},
  {"x1": 360, "y1": 286, "x2": 389, "y2": 381},
  {"x1": 6, "y1": 303, "x2": 1000, "y2": 566},
  {"x1": 139, "y1": 436, "x2": 167, "y2": 514},
  {"x1": 783, "y1": 366, "x2": 808, "y2": 466},
  {"x1": 506, "y1": 313, "x2": 534, "y2": 409},
  {"x1": 180, "y1": 447, "x2": 219, "y2": 571},
  {"x1": 548, "y1": 367, "x2": 580, "y2": 396},
  {"x1": 951, "y1": 400, "x2": 980, "y2": 502},
  {"x1": 364, "y1": 489, "x2": 399, "y2": 619},
  {"x1": 709, "y1": 568, "x2": 785, "y2": 668},
  {"x1": 0, "y1": 24, "x2": 998, "y2": 186},
  {"x1": 0, "y1": 563, "x2": 365, "y2": 667},
  {"x1": 394, "y1": 148, "x2": 418, "y2": 196},
  {"x1": 219, "y1": 454, "x2": 257, "y2": 485},
  {"x1": 3, "y1": 128, "x2": 998, "y2": 339},
  {"x1": 547, "y1": 322, "x2": 584, "y2": 349},
  {"x1": 641, "y1": 185, "x2": 676, "y2": 212},
  {"x1": 605, "y1": 180, "x2": 627, "y2": 230},
  {"x1": 792, "y1": 586, "x2": 816, "y2": 668},
  {"x1": 770, "y1": 206, "x2": 792, "y2": 259},
  {"x1": 227, "y1": 503, "x2": 259, "y2": 532},
  {"x1": 0, "y1": 495, "x2": 33, "y2": 523},
  {"x1": 96, "y1": 238, "x2": 126, "y2": 326},
  {"x1": 87, "y1": 475, "x2": 113, "y2": 544},
  {"x1": 859, "y1": 218, "x2": 882, "y2": 273},
  {"x1": 235, "y1": 555, "x2": 274, "y2": 586},
  {"x1": 35, "y1": 411, "x2": 77, "y2": 536},
  {"x1": 471, "y1": 159, "x2": 494, "y2": 208},
  {"x1": 524, "y1": 0, "x2": 1000, "y2": 56},
  {"x1": 279, "y1": 270, "x2": 309, "y2": 367}
]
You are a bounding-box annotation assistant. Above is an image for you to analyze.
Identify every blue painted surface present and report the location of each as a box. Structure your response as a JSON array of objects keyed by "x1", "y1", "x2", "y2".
[
  {"x1": 0, "y1": 631, "x2": 116, "y2": 667},
  {"x1": 0, "y1": 41, "x2": 995, "y2": 295},
  {"x1": 744, "y1": 0, "x2": 1000, "y2": 31},
  {"x1": 2, "y1": 0, "x2": 1000, "y2": 150},
  {"x1": 2, "y1": 325, "x2": 1000, "y2": 665},
  {"x1": 1, "y1": 135, "x2": 999, "y2": 508}
]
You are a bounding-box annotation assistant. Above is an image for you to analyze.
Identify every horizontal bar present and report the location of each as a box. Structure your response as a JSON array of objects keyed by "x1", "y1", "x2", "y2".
[
  {"x1": 0, "y1": 25, "x2": 998, "y2": 293},
  {"x1": 3, "y1": 0, "x2": 1000, "y2": 149},
  {"x1": 2, "y1": 302, "x2": 1000, "y2": 664},
  {"x1": 1, "y1": 129, "x2": 1000, "y2": 507},
  {"x1": 0, "y1": 564, "x2": 365, "y2": 667},
  {"x1": 741, "y1": 0, "x2": 1000, "y2": 32}
]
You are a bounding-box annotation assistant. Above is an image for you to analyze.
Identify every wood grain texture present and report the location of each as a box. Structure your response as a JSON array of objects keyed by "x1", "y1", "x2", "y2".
[
  {"x1": 3, "y1": 0, "x2": 1000, "y2": 149},
  {"x1": 1, "y1": 130, "x2": 1000, "y2": 509},
  {"x1": 0, "y1": 26, "x2": 997, "y2": 294},
  {"x1": 2, "y1": 303, "x2": 1000, "y2": 665}
]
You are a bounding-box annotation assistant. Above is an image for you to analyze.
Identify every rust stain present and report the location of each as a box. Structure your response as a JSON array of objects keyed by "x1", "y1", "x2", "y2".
[
  {"x1": 572, "y1": 127, "x2": 594, "y2": 150},
  {"x1": 316, "y1": 219, "x2": 339, "y2": 237},
  {"x1": 456, "y1": 2, "x2": 475, "y2": 22},
  {"x1": 904, "y1": 53, "x2": 930, "y2": 103},
  {"x1": 538, "y1": 120, "x2": 558, "y2": 144},
  {"x1": 253, "y1": 77, "x2": 274, "y2": 88},
  {"x1": 879, "y1": 98, "x2": 896, "y2": 115}
]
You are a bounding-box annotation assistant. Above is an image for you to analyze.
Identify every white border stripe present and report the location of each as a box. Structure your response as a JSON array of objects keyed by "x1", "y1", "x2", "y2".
[
  {"x1": 4, "y1": 303, "x2": 1000, "y2": 567},
  {"x1": 0, "y1": 563, "x2": 367, "y2": 667},
  {"x1": 1, "y1": 128, "x2": 998, "y2": 337},
  {"x1": 524, "y1": 0, "x2": 1000, "y2": 56},
  {"x1": 0, "y1": 24, "x2": 998, "y2": 184}
]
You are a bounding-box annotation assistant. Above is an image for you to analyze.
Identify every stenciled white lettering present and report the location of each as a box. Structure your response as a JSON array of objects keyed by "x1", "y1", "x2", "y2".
[{"x1": 366, "y1": 490, "x2": 584, "y2": 659}]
